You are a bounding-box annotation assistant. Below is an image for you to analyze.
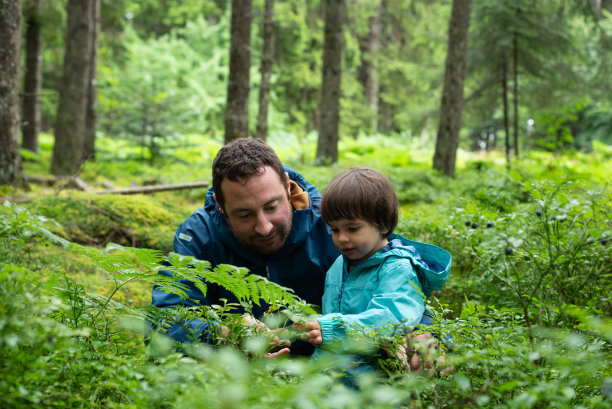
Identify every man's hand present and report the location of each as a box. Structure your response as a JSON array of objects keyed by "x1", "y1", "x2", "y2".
[
  {"x1": 264, "y1": 328, "x2": 291, "y2": 358},
  {"x1": 243, "y1": 315, "x2": 267, "y2": 330},
  {"x1": 293, "y1": 320, "x2": 322, "y2": 345},
  {"x1": 242, "y1": 315, "x2": 292, "y2": 358},
  {"x1": 395, "y1": 332, "x2": 453, "y2": 376},
  {"x1": 265, "y1": 346, "x2": 291, "y2": 358}
]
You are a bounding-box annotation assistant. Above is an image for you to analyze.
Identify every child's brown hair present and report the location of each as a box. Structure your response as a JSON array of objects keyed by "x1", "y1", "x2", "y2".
[{"x1": 321, "y1": 167, "x2": 399, "y2": 238}]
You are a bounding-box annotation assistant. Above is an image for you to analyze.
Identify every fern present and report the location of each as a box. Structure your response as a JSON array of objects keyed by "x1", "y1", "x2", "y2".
[
  {"x1": 2, "y1": 202, "x2": 317, "y2": 353},
  {"x1": 29, "y1": 210, "x2": 315, "y2": 320},
  {"x1": 162, "y1": 254, "x2": 315, "y2": 314}
]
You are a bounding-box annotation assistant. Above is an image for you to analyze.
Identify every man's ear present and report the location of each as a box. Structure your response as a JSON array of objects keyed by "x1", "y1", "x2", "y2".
[
  {"x1": 213, "y1": 193, "x2": 224, "y2": 214},
  {"x1": 284, "y1": 172, "x2": 291, "y2": 194}
]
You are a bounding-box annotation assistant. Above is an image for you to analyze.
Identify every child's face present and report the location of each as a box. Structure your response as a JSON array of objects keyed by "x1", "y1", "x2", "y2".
[{"x1": 327, "y1": 218, "x2": 388, "y2": 267}]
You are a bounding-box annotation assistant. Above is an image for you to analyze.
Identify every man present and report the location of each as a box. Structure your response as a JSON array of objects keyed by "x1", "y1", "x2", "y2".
[{"x1": 152, "y1": 138, "x2": 446, "y2": 366}]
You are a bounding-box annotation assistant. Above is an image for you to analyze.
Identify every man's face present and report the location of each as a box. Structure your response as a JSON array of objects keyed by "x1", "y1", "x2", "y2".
[{"x1": 216, "y1": 166, "x2": 293, "y2": 255}]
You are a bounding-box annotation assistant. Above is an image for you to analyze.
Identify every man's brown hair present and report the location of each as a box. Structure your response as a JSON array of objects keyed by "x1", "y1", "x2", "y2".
[
  {"x1": 321, "y1": 167, "x2": 398, "y2": 238},
  {"x1": 212, "y1": 138, "x2": 286, "y2": 210}
]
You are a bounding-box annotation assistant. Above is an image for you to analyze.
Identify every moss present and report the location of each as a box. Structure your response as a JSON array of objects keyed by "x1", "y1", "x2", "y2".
[
  {"x1": 26, "y1": 192, "x2": 192, "y2": 252},
  {"x1": 0, "y1": 185, "x2": 19, "y2": 196}
]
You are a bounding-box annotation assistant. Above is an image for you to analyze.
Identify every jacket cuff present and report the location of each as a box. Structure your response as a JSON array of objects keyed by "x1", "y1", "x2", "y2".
[{"x1": 317, "y1": 314, "x2": 345, "y2": 347}]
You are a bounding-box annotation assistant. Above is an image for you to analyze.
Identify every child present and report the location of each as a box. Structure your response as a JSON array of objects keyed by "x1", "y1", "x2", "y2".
[{"x1": 297, "y1": 167, "x2": 451, "y2": 369}]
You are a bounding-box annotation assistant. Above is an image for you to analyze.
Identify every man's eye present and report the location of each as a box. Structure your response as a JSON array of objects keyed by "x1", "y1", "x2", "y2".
[
  {"x1": 265, "y1": 205, "x2": 277, "y2": 212},
  {"x1": 237, "y1": 213, "x2": 251, "y2": 219}
]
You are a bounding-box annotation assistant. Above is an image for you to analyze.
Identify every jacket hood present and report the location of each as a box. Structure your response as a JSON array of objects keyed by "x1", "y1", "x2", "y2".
[
  {"x1": 348, "y1": 233, "x2": 451, "y2": 298},
  {"x1": 202, "y1": 165, "x2": 323, "y2": 262}
]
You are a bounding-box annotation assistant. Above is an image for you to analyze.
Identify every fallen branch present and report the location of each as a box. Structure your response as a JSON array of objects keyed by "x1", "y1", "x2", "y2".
[
  {"x1": 4, "y1": 178, "x2": 210, "y2": 202},
  {"x1": 92, "y1": 181, "x2": 209, "y2": 195},
  {"x1": 25, "y1": 175, "x2": 91, "y2": 192}
]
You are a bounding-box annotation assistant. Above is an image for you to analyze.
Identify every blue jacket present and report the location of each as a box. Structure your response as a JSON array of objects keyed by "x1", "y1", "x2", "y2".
[
  {"x1": 315, "y1": 234, "x2": 451, "y2": 355},
  {"x1": 151, "y1": 166, "x2": 340, "y2": 344}
]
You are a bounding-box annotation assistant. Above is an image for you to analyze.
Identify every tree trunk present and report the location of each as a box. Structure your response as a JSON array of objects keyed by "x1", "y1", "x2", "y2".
[
  {"x1": 22, "y1": 0, "x2": 43, "y2": 153},
  {"x1": 316, "y1": 0, "x2": 345, "y2": 164},
  {"x1": 593, "y1": 0, "x2": 602, "y2": 14},
  {"x1": 502, "y1": 55, "x2": 511, "y2": 170},
  {"x1": 83, "y1": 0, "x2": 99, "y2": 160},
  {"x1": 51, "y1": 0, "x2": 94, "y2": 176},
  {"x1": 357, "y1": 2, "x2": 382, "y2": 133},
  {"x1": 432, "y1": 0, "x2": 472, "y2": 177},
  {"x1": 512, "y1": 25, "x2": 519, "y2": 158},
  {"x1": 0, "y1": 0, "x2": 23, "y2": 186},
  {"x1": 255, "y1": 0, "x2": 274, "y2": 141},
  {"x1": 224, "y1": 0, "x2": 252, "y2": 143}
]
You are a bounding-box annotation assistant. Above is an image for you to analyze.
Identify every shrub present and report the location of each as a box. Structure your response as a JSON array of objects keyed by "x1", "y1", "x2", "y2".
[{"x1": 448, "y1": 179, "x2": 612, "y2": 329}]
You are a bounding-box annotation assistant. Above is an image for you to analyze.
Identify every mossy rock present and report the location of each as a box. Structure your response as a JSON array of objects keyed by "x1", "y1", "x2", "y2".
[{"x1": 26, "y1": 192, "x2": 193, "y2": 252}]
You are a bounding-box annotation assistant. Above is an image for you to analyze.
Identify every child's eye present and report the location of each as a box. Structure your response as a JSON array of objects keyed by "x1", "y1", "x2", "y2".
[{"x1": 347, "y1": 227, "x2": 360, "y2": 232}]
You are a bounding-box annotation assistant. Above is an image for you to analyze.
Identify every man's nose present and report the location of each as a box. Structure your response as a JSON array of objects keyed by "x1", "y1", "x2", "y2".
[{"x1": 254, "y1": 213, "x2": 273, "y2": 236}]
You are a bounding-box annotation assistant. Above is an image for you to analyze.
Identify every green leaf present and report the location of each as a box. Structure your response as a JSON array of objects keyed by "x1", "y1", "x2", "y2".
[
  {"x1": 509, "y1": 169, "x2": 522, "y2": 181},
  {"x1": 454, "y1": 374, "x2": 471, "y2": 391}
]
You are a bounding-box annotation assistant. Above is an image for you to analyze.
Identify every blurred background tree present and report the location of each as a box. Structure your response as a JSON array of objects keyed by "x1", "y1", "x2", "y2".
[
  {"x1": 5, "y1": 0, "x2": 612, "y2": 174},
  {"x1": 0, "y1": 0, "x2": 23, "y2": 186}
]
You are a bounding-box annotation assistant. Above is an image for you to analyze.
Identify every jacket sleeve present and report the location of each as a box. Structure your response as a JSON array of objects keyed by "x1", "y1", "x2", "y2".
[
  {"x1": 317, "y1": 258, "x2": 425, "y2": 353},
  {"x1": 150, "y1": 222, "x2": 217, "y2": 344}
]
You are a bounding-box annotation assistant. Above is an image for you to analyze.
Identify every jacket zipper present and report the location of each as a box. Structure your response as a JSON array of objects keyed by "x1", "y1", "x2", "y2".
[
  {"x1": 338, "y1": 266, "x2": 351, "y2": 311},
  {"x1": 338, "y1": 281, "x2": 345, "y2": 311}
]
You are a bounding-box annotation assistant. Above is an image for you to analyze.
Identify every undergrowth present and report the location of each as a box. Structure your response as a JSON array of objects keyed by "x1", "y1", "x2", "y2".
[
  {"x1": 2, "y1": 135, "x2": 611, "y2": 407},
  {"x1": 1, "y1": 185, "x2": 611, "y2": 408}
]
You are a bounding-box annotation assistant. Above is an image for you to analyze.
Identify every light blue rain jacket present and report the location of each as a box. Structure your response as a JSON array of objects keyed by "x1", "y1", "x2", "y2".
[{"x1": 314, "y1": 233, "x2": 451, "y2": 355}]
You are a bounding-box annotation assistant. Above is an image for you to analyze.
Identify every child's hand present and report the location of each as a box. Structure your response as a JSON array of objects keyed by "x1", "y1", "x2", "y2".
[
  {"x1": 401, "y1": 332, "x2": 453, "y2": 377},
  {"x1": 293, "y1": 321, "x2": 322, "y2": 345}
]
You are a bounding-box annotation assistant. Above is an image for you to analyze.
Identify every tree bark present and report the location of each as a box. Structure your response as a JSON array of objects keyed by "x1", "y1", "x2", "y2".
[
  {"x1": 255, "y1": 0, "x2": 275, "y2": 142},
  {"x1": 0, "y1": 0, "x2": 23, "y2": 186},
  {"x1": 432, "y1": 0, "x2": 472, "y2": 177},
  {"x1": 316, "y1": 0, "x2": 345, "y2": 164},
  {"x1": 83, "y1": 0, "x2": 100, "y2": 160},
  {"x1": 224, "y1": 0, "x2": 252, "y2": 143},
  {"x1": 51, "y1": 0, "x2": 94, "y2": 176},
  {"x1": 22, "y1": 0, "x2": 43, "y2": 153},
  {"x1": 357, "y1": 2, "x2": 382, "y2": 133},
  {"x1": 512, "y1": 24, "x2": 519, "y2": 158},
  {"x1": 502, "y1": 55, "x2": 511, "y2": 170},
  {"x1": 593, "y1": 0, "x2": 602, "y2": 14}
]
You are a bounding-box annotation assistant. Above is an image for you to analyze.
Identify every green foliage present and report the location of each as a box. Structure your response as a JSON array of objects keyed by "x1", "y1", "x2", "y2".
[
  {"x1": 30, "y1": 0, "x2": 612, "y2": 159},
  {"x1": 98, "y1": 17, "x2": 230, "y2": 161},
  {"x1": 4, "y1": 135, "x2": 612, "y2": 407},
  {"x1": 126, "y1": 0, "x2": 226, "y2": 37},
  {"x1": 532, "y1": 100, "x2": 612, "y2": 151},
  {"x1": 424, "y1": 304, "x2": 612, "y2": 408},
  {"x1": 0, "y1": 201, "x2": 56, "y2": 265},
  {"x1": 34, "y1": 0, "x2": 67, "y2": 126}
]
